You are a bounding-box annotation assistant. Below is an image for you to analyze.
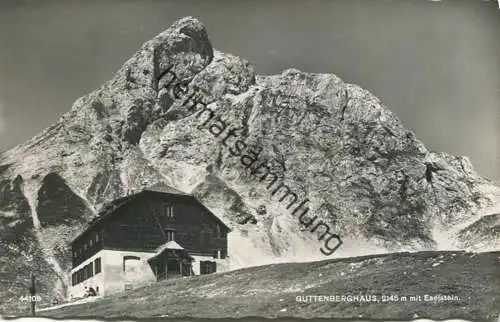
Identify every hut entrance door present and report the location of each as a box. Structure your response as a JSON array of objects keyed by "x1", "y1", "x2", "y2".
[
  {"x1": 156, "y1": 262, "x2": 166, "y2": 281},
  {"x1": 167, "y1": 259, "x2": 181, "y2": 278}
]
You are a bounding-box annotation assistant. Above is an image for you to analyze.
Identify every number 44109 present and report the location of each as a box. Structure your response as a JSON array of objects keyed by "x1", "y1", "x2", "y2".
[{"x1": 19, "y1": 295, "x2": 42, "y2": 302}]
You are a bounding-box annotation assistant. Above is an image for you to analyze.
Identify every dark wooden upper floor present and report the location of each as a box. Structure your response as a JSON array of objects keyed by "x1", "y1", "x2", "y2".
[{"x1": 71, "y1": 185, "x2": 230, "y2": 268}]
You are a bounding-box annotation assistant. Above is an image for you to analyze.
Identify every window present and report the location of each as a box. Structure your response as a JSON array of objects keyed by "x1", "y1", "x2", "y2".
[
  {"x1": 95, "y1": 257, "x2": 101, "y2": 274},
  {"x1": 72, "y1": 273, "x2": 76, "y2": 286},
  {"x1": 73, "y1": 252, "x2": 77, "y2": 258},
  {"x1": 123, "y1": 256, "x2": 141, "y2": 273},
  {"x1": 215, "y1": 224, "x2": 221, "y2": 238},
  {"x1": 89, "y1": 239, "x2": 93, "y2": 247},
  {"x1": 201, "y1": 231, "x2": 211, "y2": 246},
  {"x1": 200, "y1": 261, "x2": 216, "y2": 274},
  {"x1": 166, "y1": 229, "x2": 175, "y2": 241},
  {"x1": 95, "y1": 233, "x2": 99, "y2": 243},
  {"x1": 165, "y1": 205, "x2": 174, "y2": 218},
  {"x1": 88, "y1": 263, "x2": 94, "y2": 277},
  {"x1": 84, "y1": 243, "x2": 88, "y2": 251}
]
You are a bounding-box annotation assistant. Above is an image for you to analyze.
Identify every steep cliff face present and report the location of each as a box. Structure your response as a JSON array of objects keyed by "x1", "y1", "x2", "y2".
[{"x1": 0, "y1": 16, "x2": 498, "y2": 312}]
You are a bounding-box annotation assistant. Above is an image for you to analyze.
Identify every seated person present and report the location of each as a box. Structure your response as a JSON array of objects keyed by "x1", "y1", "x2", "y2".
[{"x1": 88, "y1": 287, "x2": 97, "y2": 296}]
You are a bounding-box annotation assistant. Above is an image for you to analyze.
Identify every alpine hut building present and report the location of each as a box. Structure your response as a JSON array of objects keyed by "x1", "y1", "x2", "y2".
[{"x1": 68, "y1": 183, "x2": 231, "y2": 298}]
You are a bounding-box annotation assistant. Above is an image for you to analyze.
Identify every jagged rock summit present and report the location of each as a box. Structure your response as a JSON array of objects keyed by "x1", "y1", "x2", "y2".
[{"x1": 1, "y1": 17, "x2": 499, "y2": 311}]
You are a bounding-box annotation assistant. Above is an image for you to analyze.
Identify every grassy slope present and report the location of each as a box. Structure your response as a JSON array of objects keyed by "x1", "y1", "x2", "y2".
[{"x1": 35, "y1": 251, "x2": 500, "y2": 320}]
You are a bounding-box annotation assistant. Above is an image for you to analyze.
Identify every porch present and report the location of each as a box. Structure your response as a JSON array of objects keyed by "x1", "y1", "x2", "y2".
[{"x1": 147, "y1": 241, "x2": 194, "y2": 281}]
